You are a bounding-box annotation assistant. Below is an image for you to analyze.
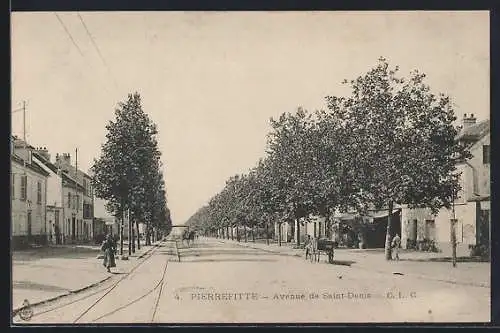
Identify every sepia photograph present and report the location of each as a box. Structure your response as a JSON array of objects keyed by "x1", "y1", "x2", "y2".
[{"x1": 10, "y1": 10, "x2": 490, "y2": 324}]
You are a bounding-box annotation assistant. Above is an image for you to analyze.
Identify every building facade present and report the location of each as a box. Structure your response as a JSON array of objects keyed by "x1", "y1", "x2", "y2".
[
  {"x1": 401, "y1": 115, "x2": 490, "y2": 257},
  {"x1": 11, "y1": 142, "x2": 49, "y2": 249},
  {"x1": 33, "y1": 148, "x2": 64, "y2": 245},
  {"x1": 55, "y1": 153, "x2": 94, "y2": 244}
]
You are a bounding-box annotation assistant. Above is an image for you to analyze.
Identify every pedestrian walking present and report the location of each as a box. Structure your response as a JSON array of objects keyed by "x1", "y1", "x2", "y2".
[
  {"x1": 101, "y1": 234, "x2": 117, "y2": 273},
  {"x1": 391, "y1": 233, "x2": 401, "y2": 261}
]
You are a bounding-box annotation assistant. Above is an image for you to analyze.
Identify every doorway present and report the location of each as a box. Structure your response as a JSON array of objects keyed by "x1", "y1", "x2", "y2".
[{"x1": 72, "y1": 217, "x2": 76, "y2": 240}]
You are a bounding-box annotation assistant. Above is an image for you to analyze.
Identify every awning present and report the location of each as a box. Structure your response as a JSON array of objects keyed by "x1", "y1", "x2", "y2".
[
  {"x1": 366, "y1": 208, "x2": 402, "y2": 219},
  {"x1": 333, "y1": 208, "x2": 401, "y2": 223},
  {"x1": 467, "y1": 195, "x2": 490, "y2": 202}
]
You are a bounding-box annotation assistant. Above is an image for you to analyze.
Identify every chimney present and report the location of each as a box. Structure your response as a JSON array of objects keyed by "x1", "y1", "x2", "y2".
[
  {"x1": 36, "y1": 147, "x2": 51, "y2": 162},
  {"x1": 55, "y1": 153, "x2": 71, "y2": 169},
  {"x1": 462, "y1": 113, "x2": 477, "y2": 129}
]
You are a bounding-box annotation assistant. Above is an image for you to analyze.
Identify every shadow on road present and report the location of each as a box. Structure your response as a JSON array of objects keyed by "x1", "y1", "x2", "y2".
[
  {"x1": 181, "y1": 258, "x2": 278, "y2": 263},
  {"x1": 179, "y1": 248, "x2": 274, "y2": 257},
  {"x1": 399, "y1": 256, "x2": 489, "y2": 263},
  {"x1": 12, "y1": 247, "x2": 101, "y2": 262},
  {"x1": 13, "y1": 281, "x2": 68, "y2": 292}
]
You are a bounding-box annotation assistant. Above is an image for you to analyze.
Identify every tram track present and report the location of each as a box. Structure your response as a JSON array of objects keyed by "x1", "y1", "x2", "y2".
[
  {"x1": 13, "y1": 239, "x2": 179, "y2": 324},
  {"x1": 72, "y1": 239, "x2": 178, "y2": 323}
]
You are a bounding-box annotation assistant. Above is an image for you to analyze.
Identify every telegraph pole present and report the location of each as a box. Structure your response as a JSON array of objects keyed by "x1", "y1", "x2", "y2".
[
  {"x1": 22, "y1": 101, "x2": 29, "y2": 243},
  {"x1": 451, "y1": 185, "x2": 457, "y2": 268},
  {"x1": 75, "y1": 148, "x2": 79, "y2": 242}
]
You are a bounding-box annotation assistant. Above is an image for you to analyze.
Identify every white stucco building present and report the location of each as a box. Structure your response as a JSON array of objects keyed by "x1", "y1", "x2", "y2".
[{"x1": 11, "y1": 139, "x2": 49, "y2": 248}]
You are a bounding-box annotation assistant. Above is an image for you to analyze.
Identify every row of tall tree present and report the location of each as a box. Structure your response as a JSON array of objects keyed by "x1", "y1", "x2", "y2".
[
  {"x1": 91, "y1": 92, "x2": 172, "y2": 256},
  {"x1": 185, "y1": 58, "x2": 471, "y2": 260}
]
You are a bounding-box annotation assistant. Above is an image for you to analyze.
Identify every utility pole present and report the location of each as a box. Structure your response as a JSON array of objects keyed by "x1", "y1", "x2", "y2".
[
  {"x1": 22, "y1": 101, "x2": 29, "y2": 243},
  {"x1": 75, "y1": 148, "x2": 79, "y2": 242},
  {"x1": 451, "y1": 185, "x2": 457, "y2": 268}
]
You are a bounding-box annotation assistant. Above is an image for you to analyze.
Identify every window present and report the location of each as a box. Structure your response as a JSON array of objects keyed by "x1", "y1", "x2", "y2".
[
  {"x1": 11, "y1": 174, "x2": 15, "y2": 199},
  {"x1": 37, "y1": 181, "x2": 42, "y2": 204},
  {"x1": 483, "y1": 145, "x2": 490, "y2": 164},
  {"x1": 20, "y1": 175, "x2": 27, "y2": 201},
  {"x1": 83, "y1": 179, "x2": 87, "y2": 196},
  {"x1": 83, "y1": 203, "x2": 92, "y2": 219},
  {"x1": 68, "y1": 192, "x2": 72, "y2": 208}
]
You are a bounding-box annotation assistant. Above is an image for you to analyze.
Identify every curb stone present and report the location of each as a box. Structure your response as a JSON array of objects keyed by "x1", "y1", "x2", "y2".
[
  {"x1": 218, "y1": 239, "x2": 489, "y2": 288},
  {"x1": 12, "y1": 275, "x2": 114, "y2": 315},
  {"x1": 69, "y1": 276, "x2": 113, "y2": 294},
  {"x1": 12, "y1": 242, "x2": 164, "y2": 317}
]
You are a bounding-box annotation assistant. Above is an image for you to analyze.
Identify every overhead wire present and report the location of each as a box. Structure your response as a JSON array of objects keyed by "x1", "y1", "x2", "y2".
[
  {"x1": 76, "y1": 12, "x2": 120, "y2": 92},
  {"x1": 54, "y1": 12, "x2": 85, "y2": 57},
  {"x1": 53, "y1": 12, "x2": 114, "y2": 95}
]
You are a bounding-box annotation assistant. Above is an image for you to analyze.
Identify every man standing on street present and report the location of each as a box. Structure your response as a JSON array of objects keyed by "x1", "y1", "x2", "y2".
[{"x1": 391, "y1": 233, "x2": 401, "y2": 261}]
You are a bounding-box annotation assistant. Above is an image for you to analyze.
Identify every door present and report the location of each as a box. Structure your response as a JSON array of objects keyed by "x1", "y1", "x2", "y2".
[{"x1": 72, "y1": 217, "x2": 76, "y2": 240}]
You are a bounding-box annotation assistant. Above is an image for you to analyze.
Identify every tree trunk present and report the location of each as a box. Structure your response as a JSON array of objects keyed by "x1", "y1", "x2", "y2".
[
  {"x1": 244, "y1": 225, "x2": 248, "y2": 242},
  {"x1": 145, "y1": 222, "x2": 150, "y2": 246},
  {"x1": 136, "y1": 221, "x2": 140, "y2": 250},
  {"x1": 278, "y1": 222, "x2": 282, "y2": 246},
  {"x1": 231, "y1": 226, "x2": 234, "y2": 240},
  {"x1": 266, "y1": 223, "x2": 269, "y2": 245},
  {"x1": 252, "y1": 226, "x2": 255, "y2": 242},
  {"x1": 384, "y1": 201, "x2": 393, "y2": 260},
  {"x1": 296, "y1": 218, "x2": 301, "y2": 248},
  {"x1": 236, "y1": 226, "x2": 239, "y2": 242},
  {"x1": 132, "y1": 222, "x2": 136, "y2": 253},
  {"x1": 451, "y1": 219, "x2": 457, "y2": 267},
  {"x1": 127, "y1": 211, "x2": 134, "y2": 256},
  {"x1": 120, "y1": 208, "x2": 124, "y2": 256},
  {"x1": 226, "y1": 226, "x2": 229, "y2": 240}
]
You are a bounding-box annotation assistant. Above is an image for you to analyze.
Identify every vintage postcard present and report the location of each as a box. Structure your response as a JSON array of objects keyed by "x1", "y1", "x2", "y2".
[{"x1": 10, "y1": 11, "x2": 490, "y2": 324}]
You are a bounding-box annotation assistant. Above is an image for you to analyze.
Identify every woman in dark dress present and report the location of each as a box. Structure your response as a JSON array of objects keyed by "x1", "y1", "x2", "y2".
[{"x1": 101, "y1": 234, "x2": 116, "y2": 272}]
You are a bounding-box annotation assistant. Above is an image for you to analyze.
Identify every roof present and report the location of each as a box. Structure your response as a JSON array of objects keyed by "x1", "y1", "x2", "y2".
[
  {"x1": 11, "y1": 154, "x2": 50, "y2": 177},
  {"x1": 12, "y1": 136, "x2": 36, "y2": 149},
  {"x1": 456, "y1": 119, "x2": 490, "y2": 142},
  {"x1": 61, "y1": 172, "x2": 86, "y2": 191},
  {"x1": 32, "y1": 152, "x2": 60, "y2": 175}
]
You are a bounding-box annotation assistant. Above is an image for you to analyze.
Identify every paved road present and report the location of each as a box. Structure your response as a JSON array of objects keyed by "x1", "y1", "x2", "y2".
[{"x1": 13, "y1": 238, "x2": 490, "y2": 324}]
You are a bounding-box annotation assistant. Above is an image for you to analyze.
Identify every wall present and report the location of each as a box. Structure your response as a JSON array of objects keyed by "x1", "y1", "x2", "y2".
[
  {"x1": 11, "y1": 159, "x2": 47, "y2": 246},
  {"x1": 61, "y1": 185, "x2": 84, "y2": 242},
  {"x1": 467, "y1": 134, "x2": 490, "y2": 198},
  {"x1": 33, "y1": 156, "x2": 63, "y2": 208},
  {"x1": 433, "y1": 202, "x2": 476, "y2": 257}
]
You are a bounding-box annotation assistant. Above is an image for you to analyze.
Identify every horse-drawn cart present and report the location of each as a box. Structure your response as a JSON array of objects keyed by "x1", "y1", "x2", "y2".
[{"x1": 314, "y1": 239, "x2": 336, "y2": 264}]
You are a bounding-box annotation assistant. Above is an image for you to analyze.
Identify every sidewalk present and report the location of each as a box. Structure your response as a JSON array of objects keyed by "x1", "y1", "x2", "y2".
[
  {"x1": 12, "y1": 241, "x2": 161, "y2": 313},
  {"x1": 213, "y1": 237, "x2": 490, "y2": 288}
]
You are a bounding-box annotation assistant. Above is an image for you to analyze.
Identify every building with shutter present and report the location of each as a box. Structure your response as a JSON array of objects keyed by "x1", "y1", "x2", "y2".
[
  {"x1": 11, "y1": 137, "x2": 50, "y2": 249},
  {"x1": 401, "y1": 114, "x2": 490, "y2": 258}
]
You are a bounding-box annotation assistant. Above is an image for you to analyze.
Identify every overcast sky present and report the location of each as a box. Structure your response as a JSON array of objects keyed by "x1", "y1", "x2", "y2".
[{"x1": 11, "y1": 11, "x2": 489, "y2": 223}]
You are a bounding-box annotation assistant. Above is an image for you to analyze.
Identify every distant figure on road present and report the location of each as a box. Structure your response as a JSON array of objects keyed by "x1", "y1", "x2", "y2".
[
  {"x1": 391, "y1": 233, "x2": 401, "y2": 261},
  {"x1": 101, "y1": 234, "x2": 117, "y2": 273}
]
